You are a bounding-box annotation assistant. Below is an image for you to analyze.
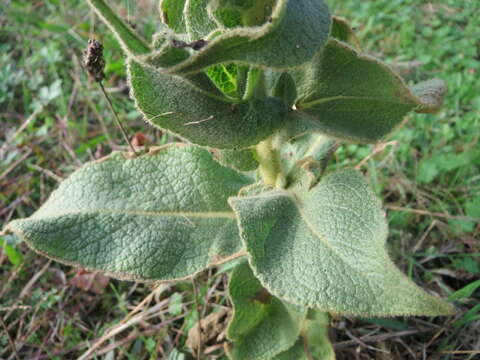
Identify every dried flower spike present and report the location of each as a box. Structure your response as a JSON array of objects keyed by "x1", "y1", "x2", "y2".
[{"x1": 83, "y1": 39, "x2": 105, "y2": 82}]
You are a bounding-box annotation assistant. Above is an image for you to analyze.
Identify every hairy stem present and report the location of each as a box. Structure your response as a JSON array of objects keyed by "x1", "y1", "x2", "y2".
[{"x1": 256, "y1": 137, "x2": 285, "y2": 188}]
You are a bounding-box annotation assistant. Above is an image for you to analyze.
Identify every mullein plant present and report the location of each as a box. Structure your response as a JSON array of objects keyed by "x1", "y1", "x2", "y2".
[{"x1": 2, "y1": 0, "x2": 453, "y2": 358}]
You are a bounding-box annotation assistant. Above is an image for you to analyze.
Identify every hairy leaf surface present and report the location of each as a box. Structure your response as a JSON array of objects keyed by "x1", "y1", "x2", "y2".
[
  {"x1": 205, "y1": 63, "x2": 248, "y2": 99},
  {"x1": 216, "y1": 148, "x2": 259, "y2": 172},
  {"x1": 292, "y1": 40, "x2": 443, "y2": 143},
  {"x1": 128, "y1": 60, "x2": 287, "y2": 149},
  {"x1": 85, "y1": 0, "x2": 150, "y2": 55},
  {"x1": 160, "y1": 0, "x2": 187, "y2": 34},
  {"x1": 271, "y1": 340, "x2": 307, "y2": 360},
  {"x1": 272, "y1": 311, "x2": 335, "y2": 360},
  {"x1": 185, "y1": 0, "x2": 217, "y2": 40},
  {"x1": 166, "y1": 0, "x2": 331, "y2": 74},
  {"x1": 227, "y1": 261, "x2": 307, "y2": 360},
  {"x1": 330, "y1": 16, "x2": 361, "y2": 50},
  {"x1": 88, "y1": 0, "x2": 326, "y2": 74},
  {"x1": 229, "y1": 170, "x2": 454, "y2": 316},
  {"x1": 301, "y1": 311, "x2": 336, "y2": 360},
  {"x1": 3, "y1": 146, "x2": 251, "y2": 282},
  {"x1": 279, "y1": 132, "x2": 337, "y2": 188}
]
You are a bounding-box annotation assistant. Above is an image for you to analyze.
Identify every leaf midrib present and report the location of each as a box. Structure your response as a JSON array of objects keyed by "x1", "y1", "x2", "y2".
[
  {"x1": 285, "y1": 191, "x2": 338, "y2": 254},
  {"x1": 32, "y1": 209, "x2": 237, "y2": 220},
  {"x1": 299, "y1": 95, "x2": 416, "y2": 109},
  {"x1": 248, "y1": 190, "x2": 340, "y2": 254},
  {"x1": 281, "y1": 190, "x2": 377, "y2": 278}
]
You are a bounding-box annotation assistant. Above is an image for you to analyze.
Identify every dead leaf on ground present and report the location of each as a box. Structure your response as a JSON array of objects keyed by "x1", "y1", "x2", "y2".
[
  {"x1": 69, "y1": 269, "x2": 110, "y2": 294},
  {"x1": 186, "y1": 308, "x2": 229, "y2": 354}
]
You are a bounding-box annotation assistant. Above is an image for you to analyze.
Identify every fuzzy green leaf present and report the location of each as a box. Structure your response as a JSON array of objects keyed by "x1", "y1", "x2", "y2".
[
  {"x1": 229, "y1": 170, "x2": 454, "y2": 316},
  {"x1": 185, "y1": 0, "x2": 218, "y2": 40},
  {"x1": 160, "y1": 0, "x2": 187, "y2": 34},
  {"x1": 205, "y1": 63, "x2": 248, "y2": 99},
  {"x1": 330, "y1": 16, "x2": 361, "y2": 50},
  {"x1": 292, "y1": 39, "x2": 441, "y2": 143},
  {"x1": 227, "y1": 261, "x2": 307, "y2": 360},
  {"x1": 273, "y1": 73, "x2": 297, "y2": 109},
  {"x1": 271, "y1": 340, "x2": 307, "y2": 360},
  {"x1": 85, "y1": 0, "x2": 150, "y2": 55},
  {"x1": 216, "y1": 149, "x2": 259, "y2": 172},
  {"x1": 3, "y1": 146, "x2": 251, "y2": 282},
  {"x1": 272, "y1": 311, "x2": 335, "y2": 360},
  {"x1": 211, "y1": 0, "x2": 276, "y2": 28},
  {"x1": 302, "y1": 311, "x2": 336, "y2": 360},
  {"x1": 167, "y1": 0, "x2": 331, "y2": 74},
  {"x1": 279, "y1": 132, "x2": 337, "y2": 188},
  {"x1": 128, "y1": 60, "x2": 287, "y2": 149}
]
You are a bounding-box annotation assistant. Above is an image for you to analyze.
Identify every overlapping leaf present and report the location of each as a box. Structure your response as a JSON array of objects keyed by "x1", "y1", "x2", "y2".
[
  {"x1": 291, "y1": 39, "x2": 446, "y2": 143},
  {"x1": 279, "y1": 132, "x2": 337, "y2": 188},
  {"x1": 3, "y1": 146, "x2": 251, "y2": 282},
  {"x1": 159, "y1": 0, "x2": 187, "y2": 34},
  {"x1": 164, "y1": 0, "x2": 331, "y2": 74},
  {"x1": 216, "y1": 148, "x2": 259, "y2": 172},
  {"x1": 227, "y1": 261, "x2": 307, "y2": 360},
  {"x1": 211, "y1": 0, "x2": 275, "y2": 28},
  {"x1": 229, "y1": 170, "x2": 454, "y2": 316},
  {"x1": 128, "y1": 60, "x2": 287, "y2": 149},
  {"x1": 271, "y1": 340, "x2": 306, "y2": 360},
  {"x1": 184, "y1": 0, "x2": 217, "y2": 39},
  {"x1": 330, "y1": 16, "x2": 361, "y2": 50},
  {"x1": 301, "y1": 311, "x2": 336, "y2": 360},
  {"x1": 88, "y1": 0, "x2": 331, "y2": 74},
  {"x1": 86, "y1": 0, "x2": 150, "y2": 55},
  {"x1": 272, "y1": 311, "x2": 335, "y2": 360}
]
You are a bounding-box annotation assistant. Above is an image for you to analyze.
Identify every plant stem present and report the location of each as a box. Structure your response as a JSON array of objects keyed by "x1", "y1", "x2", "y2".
[
  {"x1": 98, "y1": 82, "x2": 138, "y2": 155},
  {"x1": 256, "y1": 137, "x2": 285, "y2": 188}
]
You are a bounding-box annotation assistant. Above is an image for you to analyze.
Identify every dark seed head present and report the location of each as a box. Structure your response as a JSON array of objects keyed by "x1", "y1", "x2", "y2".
[{"x1": 83, "y1": 39, "x2": 105, "y2": 82}]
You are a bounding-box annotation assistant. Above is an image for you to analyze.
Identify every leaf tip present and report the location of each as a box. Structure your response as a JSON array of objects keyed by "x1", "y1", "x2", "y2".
[{"x1": 412, "y1": 78, "x2": 447, "y2": 114}]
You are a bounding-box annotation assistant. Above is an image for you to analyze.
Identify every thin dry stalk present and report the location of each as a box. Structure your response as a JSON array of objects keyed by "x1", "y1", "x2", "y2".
[
  {"x1": 78, "y1": 299, "x2": 170, "y2": 360},
  {"x1": 4, "y1": 260, "x2": 51, "y2": 321},
  {"x1": 0, "y1": 150, "x2": 33, "y2": 182},
  {"x1": 0, "y1": 316, "x2": 21, "y2": 360},
  {"x1": 29, "y1": 164, "x2": 63, "y2": 183},
  {"x1": 334, "y1": 329, "x2": 430, "y2": 350},
  {"x1": 385, "y1": 205, "x2": 480, "y2": 222},
  {"x1": 192, "y1": 276, "x2": 204, "y2": 359},
  {"x1": 355, "y1": 141, "x2": 398, "y2": 170},
  {"x1": 0, "y1": 108, "x2": 42, "y2": 156}
]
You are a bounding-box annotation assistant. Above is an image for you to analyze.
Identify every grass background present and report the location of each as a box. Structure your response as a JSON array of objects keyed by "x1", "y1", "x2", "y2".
[{"x1": 1, "y1": 0, "x2": 479, "y2": 359}]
